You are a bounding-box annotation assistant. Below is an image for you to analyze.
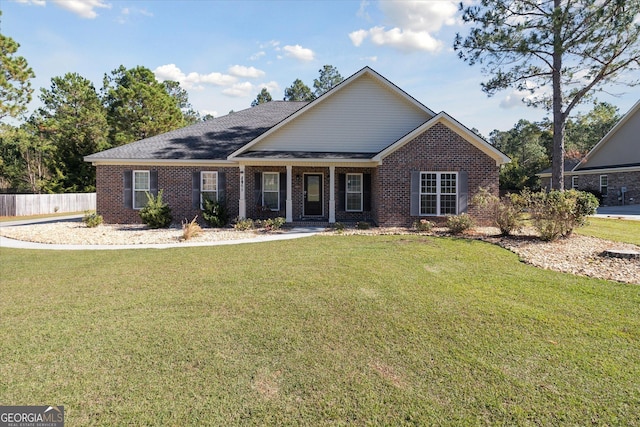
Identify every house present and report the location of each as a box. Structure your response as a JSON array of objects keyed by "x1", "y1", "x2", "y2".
[
  {"x1": 539, "y1": 99, "x2": 640, "y2": 205},
  {"x1": 85, "y1": 67, "x2": 510, "y2": 227}
]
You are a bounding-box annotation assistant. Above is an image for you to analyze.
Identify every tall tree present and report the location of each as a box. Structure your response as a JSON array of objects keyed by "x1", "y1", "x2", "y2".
[
  {"x1": 0, "y1": 16, "x2": 36, "y2": 120},
  {"x1": 251, "y1": 88, "x2": 272, "y2": 107},
  {"x1": 455, "y1": 0, "x2": 640, "y2": 190},
  {"x1": 103, "y1": 65, "x2": 185, "y2": 146},
  {"x1": 565, "y1": 101, "x2": 620, "y2": 156},
  {"x1": 313, "y1": 65, "x2": 344, "y2": 98},
  {"x1": 284, "y1": 79, "x2": 315, "y2": 101},
  {"x1": 39, "y1": 73, "x2": 109, "y2": 192},
  {"x1": 163, "y1": 80, "x2": 200, "y2": 125},
  {"x1": 0, "y1": 120, "x2": 52, "y2": 193}
]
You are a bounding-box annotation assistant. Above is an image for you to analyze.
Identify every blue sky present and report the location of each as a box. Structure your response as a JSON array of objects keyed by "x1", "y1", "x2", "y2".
[{"x1": 3, "y1": 0, "x2": 639, "y2": 137}]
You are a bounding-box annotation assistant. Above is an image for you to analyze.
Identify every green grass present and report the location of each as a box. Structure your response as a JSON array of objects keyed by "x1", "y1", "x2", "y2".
[
  {"x1": 575, "y1": 217, "x2": 640, "y2": 245},
  {"x1": 1, "y1": 236, "x2": 639, "y2": 425}
]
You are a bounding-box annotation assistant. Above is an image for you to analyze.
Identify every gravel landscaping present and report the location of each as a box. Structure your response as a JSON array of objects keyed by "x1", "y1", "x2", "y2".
[{"x1": 1, "y1": 221, "x2": 638, "y2": 285}]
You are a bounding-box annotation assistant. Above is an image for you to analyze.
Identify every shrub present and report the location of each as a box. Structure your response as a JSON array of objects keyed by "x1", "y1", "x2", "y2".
[
  {"x1": 234, "y1": 218, "x2": 255, "y2": 231},
  {"x1": 259, "y1": 217, "x2": 286, "y2": 231},
  {"x1": 472, "y1": 187, "x2": 524, "y2": 236},
  {"x1": 181, "y1": 216, "x2": 202, "y2": 241},
  {"x1": 356, "y1": 221, "x2": 370, "y2": 230},
  {"x1": 82, "y1": 211, "x2": 103, "y2": 228},
  {"x1": 413, "y1": 219, "x2": 434, "y2": 233},
  {"x1": 523, "y1": 189, "x2": 599, "y2": 241},
  {"x1": 333, "y1": 222, "x2": 345, "y2": 232},
  {"x1": 139, "y1": 190, "x2": 173, "y2": 229},
  {"x1": 446, "y1": 213, "x2": 474, "y2": 235},
  {"x1": 202, "y1": 198, "x2": 229, "y2": 228}
]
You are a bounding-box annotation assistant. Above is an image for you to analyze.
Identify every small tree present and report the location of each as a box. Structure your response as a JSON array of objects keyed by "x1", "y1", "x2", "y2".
[
  {"x1": 283, "y1": 79, "x2": 315, "y2": 101},
  {"x1": 313, "y1": 65, "x2": 344, "y2": 98},
  {"x1": 251, "y1": 88, "x2": 272, "y2": 107}
]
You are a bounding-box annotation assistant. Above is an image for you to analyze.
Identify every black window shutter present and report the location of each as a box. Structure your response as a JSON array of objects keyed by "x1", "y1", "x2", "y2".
[
  {"x1": 363, "y1": 173, "x2": 371, "y2": 211},
  {"x1": 458, "y1": 171, "x2": 469, "y2": 214},
  {"x1": 410, "y1": 171, "x2": 421, "y2": 216},
  {"x1": 337, "y1": 173, "x2": 345, "y2": 211},
  {"x1": 123, "y1": 170, "x2": 133, "y2": 208},
  {"x1": 279, "y1": 172, "x2": 286, "y2": 212},
  {"x1": 150, "y1": 170, "x2": 158, "y2": 197},
  {"x1": 192, "y1": 171, "x2": 200, "y2": 209},
  {"x1": 218, "y1": 172, "x2": 226, "y2": 202},
  {"x1": 254, "y1": 172, "x2": 262, "y2": 207}
]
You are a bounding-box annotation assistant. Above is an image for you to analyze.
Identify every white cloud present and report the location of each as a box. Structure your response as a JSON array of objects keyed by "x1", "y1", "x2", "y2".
[
  {"x1": 51, "y1": 0, "x2": 111, "y2": 19},
  {"x1": 357, "y1": 0, "x2": 371, "y2": 20},
  {"x1": 249, "y1": 51, "x2": 266, "y2": 61},
  {"x1": 282, "y1": 45, "x2": 315, "y2": 62},
  {"x1": 228, "y1": 65, "x2": 265, "y2": 79},
  {"x1": 360, "y1": 56, "x2": 378, "y2": 62},
  {"x1": 349, "y1": 0, "x2": 458, "y2": 53},
  {"x1": 15, "y1": 0, "x2": 46, "y2": 5},
  {"x1": 153, "y1": 64, "x2": 237, "y2": 90},
  {"x1": 222, "y1": 82, "x2": 255, "y2": 98}
]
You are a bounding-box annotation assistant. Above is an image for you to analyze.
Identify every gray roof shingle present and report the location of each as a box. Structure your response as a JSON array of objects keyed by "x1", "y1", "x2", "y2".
[{"x1": 85, "y1": 101, "x2": 308, "y2": 161}]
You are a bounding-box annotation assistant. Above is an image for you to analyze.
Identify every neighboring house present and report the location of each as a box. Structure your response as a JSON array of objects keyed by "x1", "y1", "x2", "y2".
[
  {"x1": 85, "y1": 67, "x2": 510, "y2": 227},
  {"x1": 539, "y1": 100, "x2": 640, "y2": 206}
]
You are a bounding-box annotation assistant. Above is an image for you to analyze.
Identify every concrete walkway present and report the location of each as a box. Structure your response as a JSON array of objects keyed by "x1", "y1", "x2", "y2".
[
  {"x1": 594, "y1": 205, "x2": 640, "y2": 221},
  {"x1": 0, "y1": 215, "x2": 325, "y2": 250}
]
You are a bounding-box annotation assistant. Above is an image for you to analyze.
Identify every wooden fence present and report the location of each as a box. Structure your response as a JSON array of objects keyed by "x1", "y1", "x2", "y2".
[{"x1": 0, "y1": 193, "x2": 96, "y2": 217}]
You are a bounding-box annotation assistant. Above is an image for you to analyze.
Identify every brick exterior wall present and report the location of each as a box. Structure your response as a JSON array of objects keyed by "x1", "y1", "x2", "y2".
[
  {"x1": 96, "y1": 165, "x2": 239, "y2": 224},
  {"x1": 95, "y1": 124, "x2": 500, "y2": 226},
  {"x1": 376, "y1": 123, "x2": 499, "y2": 227},
  {"x1": 542, "y1": 170, "x2": 640, "y2": 206}
]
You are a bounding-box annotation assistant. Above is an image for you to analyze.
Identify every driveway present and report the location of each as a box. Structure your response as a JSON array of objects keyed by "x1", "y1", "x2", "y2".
[{"x1": 595, "y1": 204, "x2": 640, "y2": 221}]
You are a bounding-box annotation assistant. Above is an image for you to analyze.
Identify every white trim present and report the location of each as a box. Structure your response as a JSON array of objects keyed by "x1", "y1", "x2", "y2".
[
  {"x1": 236, "y1": 158, "x2": 379, "y2": 167},
  {"x1": 286, "y1": 165, "x2": 293, "y2": 222},
  {"x1": 600, "y1": 174, "x2": 608, "y2": 196},
  {"x1": 239, "y1": 165, "x2": 246, "y2": 219},
  {"x1": 373, "y1": 112, "x2": 510, "y2": 166},
  {"x1": 538, "y1": 164, "x2": 640, "y2": 178},
  {"x1": 262, "y1": 172, "x2": 280, "y2": 211},
  {"x1": 200, "y1": 171, "x2": 218, "y2": 208},
  {"x1": 303, "y1": 172, "x2": 324, "y2": 217},
  {"x1": 86, "y1": 158, "x2": 236, "y2": 167},
  {"x1": 345, "y1": 173, "x2": 364, "y2": 212},
  {"x1": 329, "y1": 166, "x2": 336, "y2": 223},
  {"x1": 228, "y1": 67, "x2": 436, "y2": 159},
  {"x1": 571, "y1": 175, "x2": 579, "y2": 189},
  {"x1": 132, "y1": 170, "x2": 150, "y2": 210},
  {"x1": 419, "y1": 172, "x2": 459, "y2": 216}
]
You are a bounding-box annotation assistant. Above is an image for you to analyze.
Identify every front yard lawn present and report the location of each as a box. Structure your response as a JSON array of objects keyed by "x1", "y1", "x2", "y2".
[
  {"x1": 576, "y1": 217, "x2": 640, "y2": 245},
  {"x1": 1, "y1": 235, "x2": 639, "y2": 425}
]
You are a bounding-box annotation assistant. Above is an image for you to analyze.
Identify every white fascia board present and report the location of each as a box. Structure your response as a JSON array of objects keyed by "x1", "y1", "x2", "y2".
[
  {"x1": 228, "y1": 66, "x2": 436, "y2": 160},
  {"x1": 236, "y1": 158, "x2": 379, "y2": 167},
  {"x1": 373, "y1": 112, "x2": 511, "y2": 166},
  {"x1": 575, "y1": 99, "x2": 640, "y2": 171},
  {"x1": 86, "y1": 158, "x2": 238, "y2": 167}
]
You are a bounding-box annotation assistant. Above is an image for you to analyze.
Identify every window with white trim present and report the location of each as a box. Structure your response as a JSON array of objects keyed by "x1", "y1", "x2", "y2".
[
  {"x1": 346, "y1": 173, "x2": 363, "y2": 212},
  {"x1": 201, "y1": 171, "x2": 218, "y2": 207},
  {"x1": 262, "y1": 172, "x2": 279, "y2": 211},
  {"x1": 572, "y1": 176, "x2": 578, "y2": 189},
  {"x1": 600, "y1": 175, "x2": 608, "y2": 196},
  {"x1": 420, "y1": 172, "x2": 458, "y2": 216},
  {"x1": 133, "y1": 170, "x2": 150, "y2": 210}
]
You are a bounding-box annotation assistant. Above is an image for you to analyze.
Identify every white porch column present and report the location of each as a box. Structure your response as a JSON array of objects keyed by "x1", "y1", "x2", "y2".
[
  {"x1": 238, "y1": 165, "x2": 246, "y2": 219},
  {"x1": 329, "y1": 166, "x2": 336, "y2": 223},
  {"x1": 286, "y1": 165, "x2": 293, "y2": 223}
]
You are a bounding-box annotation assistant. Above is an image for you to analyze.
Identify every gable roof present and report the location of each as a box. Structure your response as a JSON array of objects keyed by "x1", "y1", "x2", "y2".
[
  {"x1": 85, "y1": 101, "x2": 308, "y2": 163},
  {"x1": 573, "y1": 99, "x2": 640, "y2": 171},
  {"x1": 228, "y1": 67, "x2": 436, "y2": 159},
  {"x1": 373, "y1": 112, "x2": 511, "y2": 166}
]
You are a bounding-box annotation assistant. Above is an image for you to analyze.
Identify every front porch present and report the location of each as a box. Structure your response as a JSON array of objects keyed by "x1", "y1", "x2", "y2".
[{"x1": 237, "y1": 164, "x2": 375, "y2": 224}]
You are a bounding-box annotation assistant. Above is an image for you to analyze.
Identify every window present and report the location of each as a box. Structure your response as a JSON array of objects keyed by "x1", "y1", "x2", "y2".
[
  {"x1": 346, "y1": 173, "x2": 363, "y2": 211},
  {"x1": 133, "y1": 170, "x2": 150, "y2": 210},
  {"x1": 420, "y1": 172, "x2": 457, "y2": 216},
  {"x1": 600, "y1": 175, "x2": 608, "y2": 197},
  {"x1": 201, "y1": 171, "x2": 218, "y2": 207},
  {"x1": 572, "y1": 176, "x2": 578, "y2": 189},
  {"x1": 262, "y1": 172, "x2": 279, "y2": 211}
]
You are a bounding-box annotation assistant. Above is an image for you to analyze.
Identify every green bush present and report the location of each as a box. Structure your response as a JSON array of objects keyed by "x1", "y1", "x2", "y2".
[
  {"x1": 139, "y1": 190, "x2": 173, "y2": 229},
  {"x1": 234, "y1": 218, "x2": 255, "y2": 231},
  {"x1": 523, "y1": 189, "x2": 599, "y2": 241},
  {"x1": 82, "y1": 211, "x2": 103, "y2": 228},
  {"x1": 413, "y1": 219, "x2": 434, "y2": 233},
  {"x1": 472, "y1": 187, "x2": 524, "y2": 236},
  {"x1": 201, "y1": 198, "x2": 229, "y2": 228},
  {"x1": 356, "y1": 221, "x2": 370, "y2": 230},
  {"x1": 259, "y1": 217, "x2": 286, "y2": 231},
  {"x1": 446, "y1": 213, "x2": 474, "y2": 235}
]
